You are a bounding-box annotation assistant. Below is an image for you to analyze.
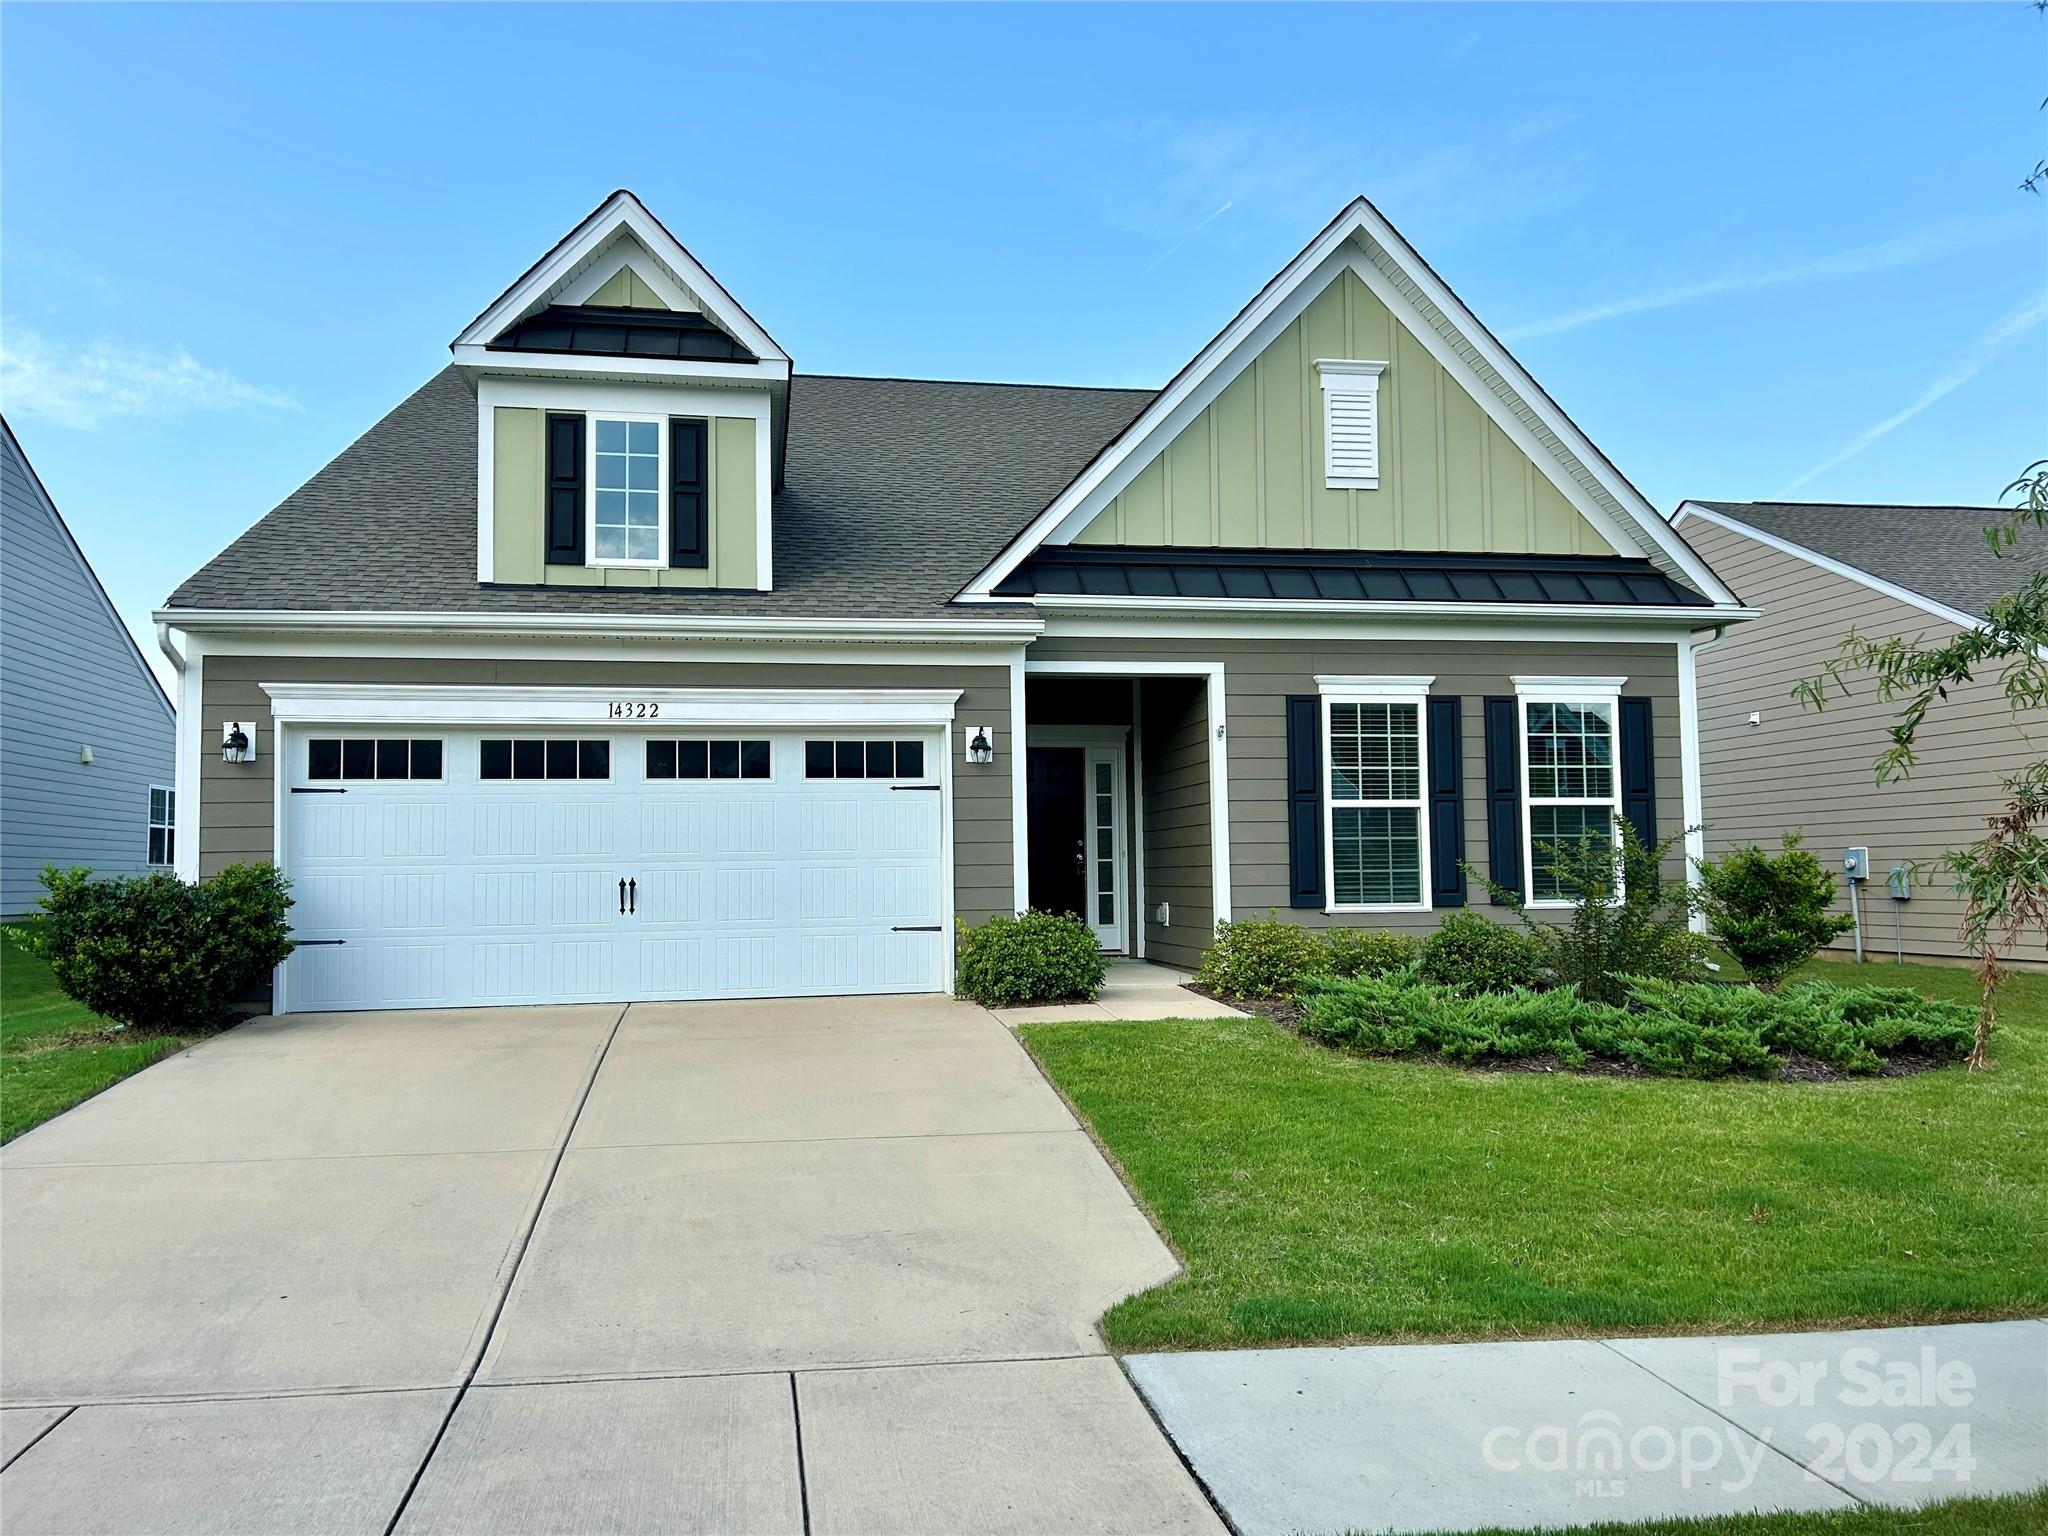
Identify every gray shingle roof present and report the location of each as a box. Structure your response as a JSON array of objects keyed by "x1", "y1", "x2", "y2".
[
  {"x1": 1688, "y1": 501, "x2": 2048, "y2": 619},
  {"x1": 168, "y1": 367, "x2": 1155, "y2": 619}
]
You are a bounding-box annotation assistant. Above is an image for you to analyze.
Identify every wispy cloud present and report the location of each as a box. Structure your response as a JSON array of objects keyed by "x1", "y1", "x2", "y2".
[
  {"x1": 1442, "y1": 31, "x2": 1480, "y2": 62},
  {"x1": 1143, "y1": 199, "x2": 1235, "y2": 274},
  {"x1": 1501, "y1": 222, "x2": 2009, "y2": 342},
  {"x1": 0, "y1": 331, "x2": 297, "y2": 430},
  {"x1": 1505, "y1": 110, "x2": 1579, "y2": 145},
  {"x1": 1777, "y1": 290, "x2": 2048, "y2": 495}
]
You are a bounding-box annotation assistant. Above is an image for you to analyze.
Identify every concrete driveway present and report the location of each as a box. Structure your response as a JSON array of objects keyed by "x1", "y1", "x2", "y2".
[{"x1": 0, "y1": 996, "x2": 1221, "y2": 1535}]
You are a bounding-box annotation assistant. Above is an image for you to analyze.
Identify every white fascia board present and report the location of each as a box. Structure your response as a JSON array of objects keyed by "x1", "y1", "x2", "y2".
[
  {"x1": 1672, "y1": 501, "x2": 1994, "y2": 635},
  {"x1": 1037, "y1": 610, "x2": 1738, "y2": 645},
  {"x1": 962, "y1": 197, "x2": 1744, "y2": 611},
  {"x1": 454, "y1": 191, "x2": 789, "y2": 364},
  {"x1": 154, "y1": 608, "x2": 1042, "y2": 645},
  {"x1": 261, "y1": 683, "x2": 963, "y2": 730},
  {"x1": 1512, "y1": 674, "x2": 1628, "y2": 697},
  {"x1": 453, "y1": 346, "x2": 789, "y2": 390}
]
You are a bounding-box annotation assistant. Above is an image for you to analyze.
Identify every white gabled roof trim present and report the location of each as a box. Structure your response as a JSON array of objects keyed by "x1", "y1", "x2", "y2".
[
  {"x1": 962, "y1": 197, "x2": 1743, "y2": 612},
  {"x1": 453, "y1": 190, "x2": 789, "y2": 365},
  {"x1": 155, "y1": 608, "x2": 1042, "y2": 645},
  {"x1": 1671, "y1": 500, "x2": 1992, "y2": 634}
]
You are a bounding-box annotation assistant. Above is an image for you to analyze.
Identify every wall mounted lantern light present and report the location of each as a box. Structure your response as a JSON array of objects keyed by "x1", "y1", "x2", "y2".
[
  {"x1": 222, "y1": 721, "x2": 257, "y2": 764},
  {"x1": 963, "y1": 724, "x2": 994, "y2": 765}
]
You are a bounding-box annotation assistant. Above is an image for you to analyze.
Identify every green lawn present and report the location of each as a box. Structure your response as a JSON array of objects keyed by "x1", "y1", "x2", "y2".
[
  {"x1": 1424, "y1": 1488, "x2": 2047, "y2": 1536},
  {"x1": 1022, "y1": 957, "x2": 2046, "y2": 1351},
  {"x1": 0, "y1": 925, "x2": 217, "y2": 1143}
]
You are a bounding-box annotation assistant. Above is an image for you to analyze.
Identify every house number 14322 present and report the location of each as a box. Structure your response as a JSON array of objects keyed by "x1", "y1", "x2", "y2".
[{"x1": 607, "y1": 702, "x2": 660, "y2": 720}]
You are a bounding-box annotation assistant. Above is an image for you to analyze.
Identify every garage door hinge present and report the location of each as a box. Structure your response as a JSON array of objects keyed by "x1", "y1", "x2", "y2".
[
  {"x1": 889, "y1": 783, "x2": 941, "y2": 791},
  {"x1": 891, "y1": 925, "x2": 942, "y2": 932},
  {"x1": 294, "y1": 939, "x2": 346, "y2": 946},
  {"x1": 290, "y1": 787, "x2": 348, "y2": 794}
]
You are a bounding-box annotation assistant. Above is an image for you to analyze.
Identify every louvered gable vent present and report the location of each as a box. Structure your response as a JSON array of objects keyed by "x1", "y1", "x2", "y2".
[{"x1": 1316, "y1": 359, "x2": 1387, "y2": 491}]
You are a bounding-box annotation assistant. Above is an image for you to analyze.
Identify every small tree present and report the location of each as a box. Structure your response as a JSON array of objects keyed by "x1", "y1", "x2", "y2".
[
  {"x1": 1469, "y1": 821, "x2": 1704, "y2": 1006},
  {"x1": 1694, "y1": 834, "x2": 1856, "y2": 990},
  {"x1": 1795, "y1": 473, "x2": 2048, "y2": 1069}
]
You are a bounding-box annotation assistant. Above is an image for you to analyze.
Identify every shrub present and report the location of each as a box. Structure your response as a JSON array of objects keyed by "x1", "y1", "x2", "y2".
[
  {"x1": 26, "y1": 862, "x2": 296, "y2": 1035},
  {"x1": 954, "y1": 910, "x2": 1106, "y2": 1007},
  {"x1": 1475, "y1": 822, "x2": 1703, "y2": 1005},
  {"x1": 1320, "y1": 927, "x2": 1419, "y2": 980},
  {"x1": 1194, "y1": 914, "x2": 1326, "y2": 1000},
  {"x1": 1295, "y1": 967, "x2": 1970, "y2": 1078},
  {"x1": 1695, "y1": 835, "x2": 1857, "y2": 989},
  {"x1": 1416, "y1": 912, "x2": 1547, "y2": 993}
]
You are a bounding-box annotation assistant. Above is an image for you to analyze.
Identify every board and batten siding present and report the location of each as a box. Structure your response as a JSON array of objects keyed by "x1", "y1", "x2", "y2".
[
  {"x1": 1, "y1": 425, "x2": 176, "y2": 916},
  {"x1": 1684, "y1": 517, "x2": 2043, "y2": 962},
  {"x1": 491, "y1": 407, "x2": 758, "y2": 589},
  {"x1": 1071, "y1": 268, "x2": 1616, "y2": 559},
  {"x1": 196, "y1": 655, "x2": 1014, "y2": 925},
  {"x1": 1030, "y1": 635, "x2": 1684, "y2": 953}
]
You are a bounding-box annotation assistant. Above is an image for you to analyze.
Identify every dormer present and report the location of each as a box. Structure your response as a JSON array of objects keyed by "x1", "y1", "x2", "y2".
[{"x1": 456, "y1": 191, "x2": 789, "y2": 592}]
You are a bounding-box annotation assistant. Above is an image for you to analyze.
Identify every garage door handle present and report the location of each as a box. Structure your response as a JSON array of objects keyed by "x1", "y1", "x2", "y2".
[
  {"x1": 628, "y1": 878, "x2": 637, "y2": 915},
  {"x1": 892, "y1": 925, "x2": 942, "y2": 932},
  {"x1": 890, "y1": 783, "x2": 940, "y2": 791},
  {"x1": 619, "y1": 878, "x2": 627, "y2": 915}
]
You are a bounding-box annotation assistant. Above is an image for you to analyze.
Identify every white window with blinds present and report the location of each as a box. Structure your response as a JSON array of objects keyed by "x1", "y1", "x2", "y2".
[
  {"x1": 1514, "y1": 675, "x2": 1626, "y2": 906},
  {"x1": 1319, "y1": 675, "x2": 1433, "y2": 913},
  {"x1": 1315, "y1": 359, "x2": 1388, "y2": 490}
]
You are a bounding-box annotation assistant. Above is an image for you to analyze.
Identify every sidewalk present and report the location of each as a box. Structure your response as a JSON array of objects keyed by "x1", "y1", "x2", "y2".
[
  {"x1": 1127, "y1": 1318, "x2": 2048, "y2": 1536},
  {"x1": 991, "y1": 959, "x2": 1246, "y2": 1026}
]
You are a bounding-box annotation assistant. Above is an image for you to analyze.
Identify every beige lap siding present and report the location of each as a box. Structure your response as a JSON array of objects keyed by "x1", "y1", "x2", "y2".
[
  {"x1": 196, "y1": 655, "x2": 1015, "y2": 925},
  {"x1": 1137, "y1": 676, "x2": 1214, "y2": 969},
  {"x1": 1031, "y1": 635, "x2": 1685, "y2": 938},
  {"x1": 1684, "y1": 518, "x2": 2043, "y2": 963}
]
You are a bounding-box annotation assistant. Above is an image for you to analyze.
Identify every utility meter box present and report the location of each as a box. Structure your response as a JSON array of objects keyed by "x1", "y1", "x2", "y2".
[
  {"x1": 1842, "y1": 846, "x2": 1870, "y2": 882},
  {"x1": 1886, "y1": 865, "x2": 1912, "y2": 901}
]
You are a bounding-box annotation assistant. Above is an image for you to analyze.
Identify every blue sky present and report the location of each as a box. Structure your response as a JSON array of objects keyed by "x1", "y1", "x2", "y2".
[{"x1": 4, "y1": 3, "x2": 2043, "y2": 686}]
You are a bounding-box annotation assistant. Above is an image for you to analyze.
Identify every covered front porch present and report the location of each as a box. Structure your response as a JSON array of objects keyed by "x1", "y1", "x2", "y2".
[{"x1": 1018, "y1": 663, "x2": 1228, "y2": 971}]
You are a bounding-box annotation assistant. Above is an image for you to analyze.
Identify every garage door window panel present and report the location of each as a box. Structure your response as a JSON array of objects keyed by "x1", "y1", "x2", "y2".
[
  {"x1": 805, "y1": 739, "x2": 929, "y2": 781},
  {"x1": 308, "y1": 737, "x2": 445, "y2": 782},
  {"x1": 480, "y1": 738, "x2": 613, "y2": 781},
  {"x1": 645, "y1": 740, "x2": 771, "y2": 780}
]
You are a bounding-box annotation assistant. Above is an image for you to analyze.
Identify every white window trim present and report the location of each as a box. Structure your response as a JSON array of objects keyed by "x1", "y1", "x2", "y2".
[
  {"x1": 585, "y1": 411, "x2": 668, "y2": 569},
  {"x1": 1315, "y1": 358, "x2": 1387, "y2": 491},
  {"x1": 147, "y1": 784, "x2": 175, "y2": 867},
  {"x1": 1318, "y1": 675, "x2": 1433, "y2": 915},
  {"x1": 1512, "y1": 674, "x2": 1625, "y2": 909}
]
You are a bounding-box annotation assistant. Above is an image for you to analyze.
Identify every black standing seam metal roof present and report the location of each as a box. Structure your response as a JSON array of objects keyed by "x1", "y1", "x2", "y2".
[
  {"x1": 488, "y1": 304, "x2": 756, "y2": 363},
  {"x1": 993, "y1": 546, "x2": 1711, "y2": 607}
]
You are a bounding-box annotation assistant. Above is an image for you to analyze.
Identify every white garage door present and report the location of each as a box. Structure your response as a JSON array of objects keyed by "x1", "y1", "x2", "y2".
[{"x1": 280, "y1": 728, "x2": 948, "y2": 1011}]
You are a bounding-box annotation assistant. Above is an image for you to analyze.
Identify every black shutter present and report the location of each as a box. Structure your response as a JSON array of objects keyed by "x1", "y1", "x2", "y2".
[
  {"x1": 669, "y1": 418, "x2": 709, "y2": 569},
  {"x1": 544, "y1": 413, "x2": 585, "y2": 566},
  {"x1": 1285, "y1": 694, "x2": 1323, "y2": 909},
  {"x1": 1619, "y1": 696, "x2": 1657, "y2": 849},
  {"x1": 1483, "y1": 695, "x2": 1523, "y2": 902},
  {"x1": 1427, "y1": 695, "x2": 1465, "y2": 907}
]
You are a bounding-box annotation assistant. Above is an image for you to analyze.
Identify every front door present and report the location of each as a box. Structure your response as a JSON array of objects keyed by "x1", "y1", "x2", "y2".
[
  {"x1": 1027, "y1": 741, "x2": 1126, "y2": 951},
  {"x1": 1027, "y1": 746, "x2": 1087, "y2": 923}
]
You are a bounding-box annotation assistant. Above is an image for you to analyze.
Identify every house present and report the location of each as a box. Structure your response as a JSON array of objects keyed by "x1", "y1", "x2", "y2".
[
  {"x1": 1675, "y1": 500, "x2": 2047, "y2": 964},
  {"x1": 156, "y1": 192, "x2": 1749, "y2": 1013},
  {"x1": 2, "y1": 417, "x2": 178, "y2": 916}
]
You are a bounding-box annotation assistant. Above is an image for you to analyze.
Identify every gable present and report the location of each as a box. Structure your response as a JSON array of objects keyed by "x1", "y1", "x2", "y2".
[
  {"x1": 584, "y1": 263, "x2": 671, "y2": 310},
  {"x1": 1069, "y1": 268, "x2": 1614, "y2": 557}
]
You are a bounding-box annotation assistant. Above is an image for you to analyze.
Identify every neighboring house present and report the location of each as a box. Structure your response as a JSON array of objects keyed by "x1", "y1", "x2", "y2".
[
  {"x1": 1675, "y1": 500, "x2": 2047, "y2": 964},
  {"x1": 157, "y1": 192, "x2": 1749, "y2": 1013},
  {"x1": 2, "y1": 417, "x2": 178, "y2": 917}
]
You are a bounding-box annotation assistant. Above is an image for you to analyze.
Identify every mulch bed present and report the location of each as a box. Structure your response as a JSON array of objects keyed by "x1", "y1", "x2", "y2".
[{"x1": 1190, "y1": 984, "x2": 1955, "y2": 1083}]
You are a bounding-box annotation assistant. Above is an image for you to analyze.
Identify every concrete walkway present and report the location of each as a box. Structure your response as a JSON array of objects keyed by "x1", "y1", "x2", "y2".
[
  {"x1": 1128, "y1": 1319, "x2": 2048, "y2": 1535},
  {"x1": 0, "y1": 996, "x2": 1222, "y2": 1535},
  {"x1": 992, "y1": 958, "x2": 1246, "y2": 1026}
]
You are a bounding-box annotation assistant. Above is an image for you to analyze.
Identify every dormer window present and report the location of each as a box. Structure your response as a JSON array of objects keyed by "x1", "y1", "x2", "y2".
[
  {"x1": 1315, "y1": 359, "x2": 1387, "y2": 491},
  {"x1": 593, "y1": 417, "x2": 663, "y2": 564}
]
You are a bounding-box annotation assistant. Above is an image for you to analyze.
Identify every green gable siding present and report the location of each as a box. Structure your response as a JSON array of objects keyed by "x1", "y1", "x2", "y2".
[
  {"x1": 492, "y1": 408, "x2": 760, "y2": 588},
  {"x1": 585, "y1": 265, "x2": 670, "y2": 309},
  {"x1": 1073, "y1": 269, "x2": 1615, "y2": 556}
]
